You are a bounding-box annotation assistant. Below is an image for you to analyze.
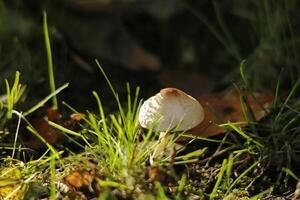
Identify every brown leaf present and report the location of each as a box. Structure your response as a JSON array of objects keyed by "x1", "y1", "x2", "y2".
[
  {"x1": 47, "y1": 108, "x2": 61, "y2": 122},
  {"x1": 64, "y1": 171, "x2": 94, "y2": 189},
  {"x1": 23, "y1": 118, "x2": 61, "y2": 149},
  {"x1": 148, "y1": 167, "x2": 167, "y2": 183},
  {"x1": 190, "y1": 90, "x2": 274, "y2": 138},
  {"x1": 63, "y1": 170, "x2": 103, "y2": 198},
  {"x1": 22, "y1": 111, "x2": 85, "y2": 149},
  {"x1": 70, "y1": 113, "x2": 85, "y2": 122}
]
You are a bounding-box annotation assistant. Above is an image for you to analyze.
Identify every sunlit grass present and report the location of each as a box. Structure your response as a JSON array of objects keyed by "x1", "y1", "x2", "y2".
[
  {"x1": 43, "y1": 11, "x2": 57, "y2": 109},
  {"x1": 1, "y1": 6, "x2": 300, "y2": 199}
]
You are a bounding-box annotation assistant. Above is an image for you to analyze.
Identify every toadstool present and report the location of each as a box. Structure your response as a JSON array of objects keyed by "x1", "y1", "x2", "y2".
[{"x1": 138, "y1": 88, "x2": 204, "y2": 159}]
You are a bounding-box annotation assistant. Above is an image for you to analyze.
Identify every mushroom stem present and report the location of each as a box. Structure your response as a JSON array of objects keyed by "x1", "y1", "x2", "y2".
[{"x1": 152, "y1": 132, "x2": 172, "y2": 159}]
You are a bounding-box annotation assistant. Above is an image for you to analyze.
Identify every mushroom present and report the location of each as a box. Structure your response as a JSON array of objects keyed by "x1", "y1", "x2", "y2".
[{"x1": 138, "y1": 88, "x2": 204, "y2": 160}]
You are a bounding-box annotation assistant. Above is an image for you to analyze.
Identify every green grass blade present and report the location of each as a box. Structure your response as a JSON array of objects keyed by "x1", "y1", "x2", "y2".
[
  {"x1": 155, "y1": 181, "x2": 169, "y2": 200},
  {"x1": 175, "y1": 174, "x2": 187, "y2": 200},
  {"x1": 210, "y1": 159, "x2": 227, "y2": 200},
  {"x1": 239, "y1": 60, "x2": 248, "y2": 87},
  {"x1": 5, "y1": 71, "x2": 21, "y2": 119},
  {"x1": 97, "y1": 190, "x2": 112, "y2": 200},
  {"x1": 26, "y1": 126, "x2": 59, "y2": 158},
  {"x1": 175, "y1": 148, "x2": 206, "y2": 161},
  {"x1": 132, "y1": 86, "x2": 140, "y2": 119},
  {"x1": 226, "y1": 154, "x2": 234, "y2": 187},
  {"x1": 5, "y1": 79, "x2": 11, "y2": 118},
  {"x1": 92, "y1": 91, "x2": 112, "y2": 148},
  {"x1": 95, "y1": 59, "x2": 117, "y2": 98},
  {"x1": 48, "y1": 121, "x2": 81, "y2": 137},
  {"x1": 283, "y1": 77, "x2": 300, "y2": 106},
  {"x1": 249, "y1": 187, "x2": 273, "y2": 200},
  {"x1": 275, "y1": 76, "x2": 300, "y2": 122},
  {"x1": 43, "y1": 11, "x2": 57, "y2": 109},
  {"x1": 225, "y1": 160, "x2": 259, "y2": 195},
  {"x1": 282, "y1": 167, "x2": 300, "y2": 181},
  {"x1": 273, "y1": 70, "x2": 283, "y2": 108},
  {"x1": 221, "y1": 121, "x2": 264, "y2": 148},
  {"x1": 48, "y1": 121, "x2": 90, "y2": 148},
  {"x1": 12, "y1": 110, "x2": 60, "y2": 158},
  {"x1": 126, "y1": 83, "x2": 132, "y2": 117},
  {"x1": 49, "y1": 152, "x2": 57, "y2": 200},
  {"x1": 98, "y1": 180, "x2": 127, "y2": 189},
  {"x1": 24, "y1": 83, "x2": 69, "y2": 116}
]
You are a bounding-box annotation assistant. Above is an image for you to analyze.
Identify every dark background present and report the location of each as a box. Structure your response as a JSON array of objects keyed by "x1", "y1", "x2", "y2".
[{"x1": 1, "y1": 0, "x2": 299, "y2": 111}]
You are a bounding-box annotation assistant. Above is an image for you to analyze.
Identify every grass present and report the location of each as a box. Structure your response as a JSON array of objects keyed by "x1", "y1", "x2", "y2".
[
  {"x1": 184, "y1": 0, "x2": 300, "y2": 90},
  {"x1": 0, "y1": 54, "x2": 213, "y2": 198},
  {"x1": 206, "y1": 74, "x2": 300, "y2": 198},
  {"x1": 4, "y1": 71, "x2": 25, "y2": 119},
  {"x1": 43, "y1": 11, "x2": 57, "y2": 110},
  {"x1": 1, "y1": 7, "x2": 300, "y2": 200},
  {"x1": 209, "y1": 158, "x2": 227, "y2": 200},
  {"x1": 49, "y1": 152, "x2": 56, "y2": 200},
  {"x1": 0, "y1": 58, "x2": 200, "y2": 198}
]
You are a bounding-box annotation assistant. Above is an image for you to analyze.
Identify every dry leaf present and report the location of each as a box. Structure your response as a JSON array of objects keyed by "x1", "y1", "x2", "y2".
[
  {"x1": 190, "y1": 90, "x2": 274, "y2": 138},
  {"x1": 148, "y1": 167, "x2": 167, "y2": 183},
  {"x1": 22, "y1": 110, "x2": 84, "y2": 149},
  {"x1": 64, "y1": 171, "x2": 94, "y2": 189},
  {"x1": 47, "y1": 108, "x2": 61, "y2": 122},
  {"x1": 70, "y1": 113, "x2": 85, "y2": 122},
  {"x1": 23, "y1": 118, "x2": 61, "y2": 149}
]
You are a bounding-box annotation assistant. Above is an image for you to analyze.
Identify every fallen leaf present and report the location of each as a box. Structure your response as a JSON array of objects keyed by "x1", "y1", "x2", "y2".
[
  {"x1": 47, "y1": 108, "x2": 61, "y2": 122},
  {"x1": 63, "y1": 170, "x2": 102, "y2": 198},
  {"x1": 23, "y1": 118, "x2": 61, "y2": 149},
  {"x1": 64, "y1": 171, "x2": 94, "y2": 189},
  {"x1": 70, "y1": 113, "x2": 85, "y2": 122},
  {"x1": 148, "y1": 167, "x2": 167, "y2": 183},
  {"x1": 189, "y1": 90, "x2": 274, "y2": 138},
  {"x1": 22, "y1": 110, "x2": 84, "y2": 149}
]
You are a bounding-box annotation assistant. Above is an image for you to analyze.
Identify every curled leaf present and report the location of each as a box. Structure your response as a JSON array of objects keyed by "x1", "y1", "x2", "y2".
[{"x1": 190, "y1": 90, "x2": 274, "y2": 138}]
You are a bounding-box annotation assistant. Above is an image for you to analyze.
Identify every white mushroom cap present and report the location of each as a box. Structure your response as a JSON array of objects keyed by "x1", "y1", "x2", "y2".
[{"x1": 139, "y1": 88, "x2": 204, "y2": 132}]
